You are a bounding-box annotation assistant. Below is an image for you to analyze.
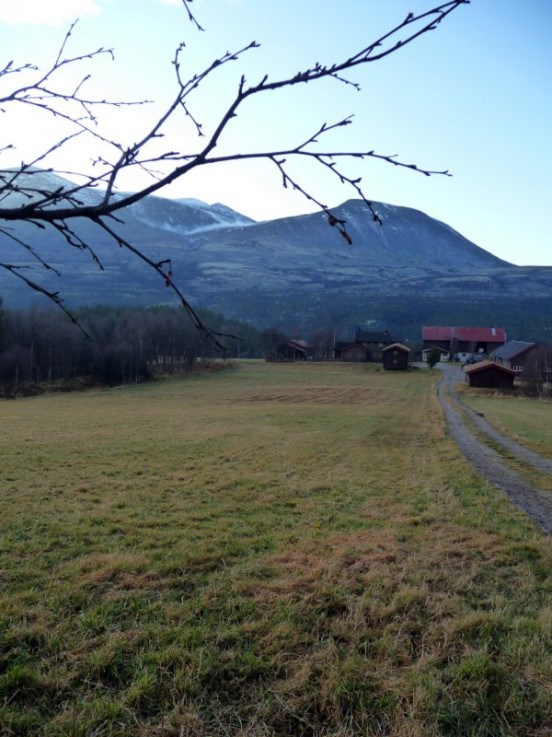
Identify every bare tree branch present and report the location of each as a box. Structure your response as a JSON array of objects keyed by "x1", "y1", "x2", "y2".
[
  {"x1": 0, "y1": 261, "x2": 93, "y2": 339},
  {"x1": 180, "y1": 0, "x2": 204, "y2": 33},
  {"x1": 91, "y1": 217, "x2": 232, "y2": 351},
  {"x1": 0, "y1": 1, "x2": 469, "y2": 347}
]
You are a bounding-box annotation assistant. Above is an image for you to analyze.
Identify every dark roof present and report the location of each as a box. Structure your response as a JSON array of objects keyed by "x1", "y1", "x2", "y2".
[
  {"x1": 355, "y1": 329, "x2": 392, "y2": 343},
  {"x1": 464, "y1": 361, "x2": 515, "y2": 376},
  {"x1": 490, "y1": 340, "x2": 536, "y2": 360},
  {"x1": 422, "y1": 326, "x2": 506, "y2": 342},
  {"x1": 341, "y1": 343, "x2": 370, "y2": 355},
  {"x1": 287, "y1": 339, "x2": 311, "y2": 352},
  {"x1": 382, "y1": 342, "x2": 411, "y2": 353}
]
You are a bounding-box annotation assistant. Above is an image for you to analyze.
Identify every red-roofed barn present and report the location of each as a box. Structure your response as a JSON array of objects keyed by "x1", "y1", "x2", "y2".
[{"x1": 422, "y1": 326, "x2": 506, "y2": 360}]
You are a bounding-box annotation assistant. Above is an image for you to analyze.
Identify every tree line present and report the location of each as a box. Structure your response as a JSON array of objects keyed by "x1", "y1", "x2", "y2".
[
  {"x1": 0, "y1": 301, "x2": 261, "y2": 393},
  {"x1": 0, "y1": 298, "x2": 348, "y2": 395}
]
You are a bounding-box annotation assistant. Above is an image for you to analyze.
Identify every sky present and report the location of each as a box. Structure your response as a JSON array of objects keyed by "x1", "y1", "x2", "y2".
[{"x1": 0, "y1": 0, "x2": 551, "y2": 266}]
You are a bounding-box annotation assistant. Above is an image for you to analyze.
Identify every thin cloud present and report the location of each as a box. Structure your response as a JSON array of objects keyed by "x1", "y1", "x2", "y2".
[{"x1": 0, "y1": 0, "x2": 102, "y2": 27}]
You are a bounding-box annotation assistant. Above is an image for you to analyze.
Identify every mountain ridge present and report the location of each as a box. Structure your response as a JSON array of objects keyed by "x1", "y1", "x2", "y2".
[{"x1": 1, "y1": 172, "x2": 550, "y2": 339}]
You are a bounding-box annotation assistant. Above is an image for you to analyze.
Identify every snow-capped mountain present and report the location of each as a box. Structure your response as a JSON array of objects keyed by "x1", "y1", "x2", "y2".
[{"x1": 1, "y1": 172, "x2": 551, "y2": 338}]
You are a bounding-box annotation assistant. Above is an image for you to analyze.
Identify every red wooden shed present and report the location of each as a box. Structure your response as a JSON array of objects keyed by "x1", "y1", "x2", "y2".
[{"x1": 464, "y1": 361, "x2": 515, "y2": 390}]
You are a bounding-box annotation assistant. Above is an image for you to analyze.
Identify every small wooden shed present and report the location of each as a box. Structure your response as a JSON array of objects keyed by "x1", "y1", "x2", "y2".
[
  {"x1": 464, "y1": 361, "x2": 515, "y2": 389},
  {"x1": 382, "y1": 342, "x2": 410, "y2": 370}
]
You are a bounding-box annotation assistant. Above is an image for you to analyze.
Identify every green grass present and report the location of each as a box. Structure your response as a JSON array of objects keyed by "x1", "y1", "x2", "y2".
[
  {"x1": 457, "y1": 388, "x2": 552, "y2": 491},
  {"x1": 460, "y1": 389, "x2": 552, "y2": 459},
  {"x1": 1, "y1": 361, "x2": 551, "y2": 736}
]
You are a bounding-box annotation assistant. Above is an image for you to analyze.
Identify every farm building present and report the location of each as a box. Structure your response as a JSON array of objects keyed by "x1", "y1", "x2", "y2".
[
  {"x1": 283, "y1": 339, "x2": 312, "y2": 360},
  {"x1": 464, "y1": 361, "x2": 515, "y2": 390},
  {"x1": 382, "y1": 343, "x2": 410, "y2": 370},
  {"x1": 338, "y1": 343, "x2": 371, "y2": 362},
  {"x1": 421, "y1": 347, "x2": 449, "y2": 363},
  {"x1": 490, "y1": 341, "x2": 538, "y2": 375},
  {"x1": 520, "y1": 344, "x2": 552, "y2": 383},
  {"x1": 423, "y1": 326, "x2": 506, "y2": 360},
  {"x1": 335, "y1": 329, "x2": 394, "y2": 362},
  {"x1": 265, "y1": 338, "x2": 312, "y2": 361}
]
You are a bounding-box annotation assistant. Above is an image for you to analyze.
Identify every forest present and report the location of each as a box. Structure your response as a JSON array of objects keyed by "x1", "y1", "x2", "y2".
[
  {"x1": 0, "y1": 300, "x2": 341, "y2": 395},
  {"x1": 0, "y1": 301, "x2": 261, "y2": 394}
]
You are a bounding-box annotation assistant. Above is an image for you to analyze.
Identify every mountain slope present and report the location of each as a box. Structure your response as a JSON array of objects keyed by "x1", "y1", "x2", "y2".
[
  {"x1": 1, "y1": 174, "x2": 551, "y2": 339},
  {"x1": 183, "y1": 200, "x2": 511, "y2": 298}
]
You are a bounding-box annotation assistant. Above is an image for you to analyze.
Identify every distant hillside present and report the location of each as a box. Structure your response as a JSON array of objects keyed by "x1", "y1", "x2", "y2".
[{"x1": 1, "y1": 173, "x2": 551, "y2": 341}]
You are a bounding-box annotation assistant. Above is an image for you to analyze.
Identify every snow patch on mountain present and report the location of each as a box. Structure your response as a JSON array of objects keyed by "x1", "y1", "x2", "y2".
[{"x1": 126, "y1": 195, "x2": 255, "y2": 235}]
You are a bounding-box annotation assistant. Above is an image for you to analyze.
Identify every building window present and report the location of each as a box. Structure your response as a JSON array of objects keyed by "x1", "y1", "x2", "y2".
[{"x1": 513, "y1": 365, "x2": 524, "y2": 372}]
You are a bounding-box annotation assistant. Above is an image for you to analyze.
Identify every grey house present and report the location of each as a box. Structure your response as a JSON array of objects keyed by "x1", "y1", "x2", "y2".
[{"x1": 490, "y1": 341, "x2": 537, "y2": 376}]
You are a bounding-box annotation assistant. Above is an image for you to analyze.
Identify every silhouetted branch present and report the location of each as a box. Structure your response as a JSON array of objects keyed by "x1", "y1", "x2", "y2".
[
  {"x1": 92, "y1": 217, "x2": 234, "y2": 351},
  {"x1": 0, "y1": 261, "x2": 93, "y2": 339},
  {"x1": 0, "y1": 1, "x2": 469, "y2": 346},
  {"x1": 181, "y1": 0, "x2": 204, "y2": 33}
]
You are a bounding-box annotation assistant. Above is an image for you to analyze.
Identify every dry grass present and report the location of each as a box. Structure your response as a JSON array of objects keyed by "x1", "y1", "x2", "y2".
[{"x1": 0, "y1": 361, "x2": 550, "y2": 736}]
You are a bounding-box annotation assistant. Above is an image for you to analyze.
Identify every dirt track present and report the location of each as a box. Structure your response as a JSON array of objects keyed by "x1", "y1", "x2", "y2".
[{"x1": 437, "y1": 363, "x2": 552, "y2": 534}]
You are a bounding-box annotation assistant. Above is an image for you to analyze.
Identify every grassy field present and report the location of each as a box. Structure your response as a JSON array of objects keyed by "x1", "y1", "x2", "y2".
[
  {"x1": 459, "y1": 389, "x2": 552, "y2": 459},
  {"x1": 458, "y1": 388, "x2": 552, "y2": 492},
  {"x1": 0, "y1": 361, "x2": 551, "y2": 737}
]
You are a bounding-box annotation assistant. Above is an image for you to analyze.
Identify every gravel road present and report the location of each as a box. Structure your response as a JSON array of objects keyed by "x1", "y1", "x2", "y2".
[{"x1": 437, "y1": 363, "x2": 552, "y2": 534}]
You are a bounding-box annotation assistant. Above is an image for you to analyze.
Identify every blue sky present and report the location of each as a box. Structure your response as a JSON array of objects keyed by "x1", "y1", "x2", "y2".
[{"x1": 1, "y1": 0, "x2": 551, "y2": 266}]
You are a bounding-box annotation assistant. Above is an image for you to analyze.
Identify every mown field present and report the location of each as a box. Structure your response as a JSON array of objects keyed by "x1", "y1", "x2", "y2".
[{"x1": 0, "y1": 361, "x2": 551, "y2": 737}]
